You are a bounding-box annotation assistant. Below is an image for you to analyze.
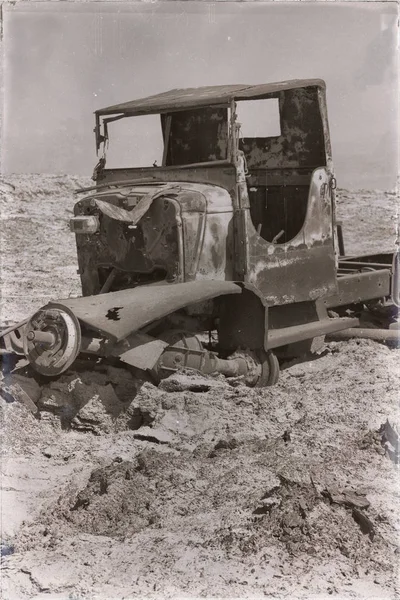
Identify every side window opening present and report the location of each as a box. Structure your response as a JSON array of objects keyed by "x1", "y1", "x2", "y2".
[
  {"x1": 164, "y1": 107, "x2": 229, "y2": 166},
  {"x1": 236, "y1": 98, "x2": 281, "y2": 138}
]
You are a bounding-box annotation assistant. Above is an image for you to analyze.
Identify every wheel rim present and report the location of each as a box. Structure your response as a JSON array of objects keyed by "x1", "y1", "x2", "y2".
[
  {"x1": 255, "y1": 350, "x2": 279, "y2": 387},
  {"x1": 23, "y1": 305, "x2": 81, "y2": 376}
]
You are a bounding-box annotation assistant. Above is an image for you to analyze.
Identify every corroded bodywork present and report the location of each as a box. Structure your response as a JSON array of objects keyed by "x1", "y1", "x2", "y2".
[
  {"x1": 68, "y1": 79, "x2": 394, "y2": 360},
  {"x1": 73, "y1": 181, "x2": 235, "y2": 295},
  {"x1": 2, "y1": 80, "x2": 396, "y2": 384},
  {"x1": 245, "y1": 167, "x2": 337, "y2": 305},
  {"x1": 82, "y1": 80, "x2": 338, "y2": 306}
]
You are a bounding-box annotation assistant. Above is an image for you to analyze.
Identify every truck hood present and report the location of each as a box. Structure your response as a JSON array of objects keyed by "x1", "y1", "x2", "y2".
[{"x1": 74, "y1": 181, "x2": 233, "y2": 218}]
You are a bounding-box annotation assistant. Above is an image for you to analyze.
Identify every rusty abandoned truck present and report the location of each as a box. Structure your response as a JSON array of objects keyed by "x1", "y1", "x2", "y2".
[{"x1": 1, "y1": 79, "x2": 399, "y2": 385}]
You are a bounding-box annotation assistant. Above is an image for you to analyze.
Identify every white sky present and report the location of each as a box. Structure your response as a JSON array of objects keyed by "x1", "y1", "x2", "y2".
[{"x1": 2, "y1": 1, "x2": 398, "y2": 189}]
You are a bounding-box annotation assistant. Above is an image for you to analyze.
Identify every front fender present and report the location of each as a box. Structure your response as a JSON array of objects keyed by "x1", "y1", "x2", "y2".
[{"x1": 49, "y1": 280, "x2": 242, "y2": 342}]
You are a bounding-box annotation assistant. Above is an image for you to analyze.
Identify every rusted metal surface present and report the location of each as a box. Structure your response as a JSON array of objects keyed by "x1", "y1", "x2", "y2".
[
  {"x1": 1, "y1": 328, "x2": 26, "y2": 355},
  {"x1": 339, "y1": 253, "x2": 394, "y2": 266},
  {"x1": 117, "y1": 332, "x2": 169, "y2": 370},
  {"x1": 240, "y1": 88, "x2": 326, "y2": 170},
  {"x1": 97, "y1": 165, "x2": 236, "y2": 191},
  {"x1": 336, "y1": 222, "x2": 345, "y2": 257},
  {"x1": 73, "y1": 181, "x2": 237, "y2": 294},
  {"x1": 96, "y1": 80, "x2": 325, "y2": 116},
  {"x1": 94, "y1": 199, "x2": 140, "y2": 222},
  {"x1": 0, "y1": 319, "x2": 29, "y2": 356},
  {"x1": 323, "y1": 270, "x2": 391, "y2": 308},
  {"x1": 53, "y1": 280, "x2": 242, "y2": 342},
  {"x1": 151, "y1": 330, "x2": 251, "y2": 382},
  {"x1": 74, "y1": 188, "x2": 182, "y2": 295},
  {"x1": 92, "y1": 85, "x2": 333, "y2": 295},
  {"x1": 266, "y1": 316, "x2": 359, "y2": 349},
  {"x1": 245, "y1": 168, "x2": 338, "y2": 304},
  {"x1": 162, "y1": 108, "x2": 228, "y2": 166},
  {"x1": 218, "y1": 286, "x2": 269, "y2": 352},
  {"x1": 94, "y1": 82, "x2": 331, "y2": 184},
  {"x1": 0, "y1": 318, "x2": 29, "y2": 340},
  {"x1": 392, "y1": 250, "x2": 400, "y2": 308},
  {"x1": 94, "y1": 189, "x2": 174, "y2": 226}
]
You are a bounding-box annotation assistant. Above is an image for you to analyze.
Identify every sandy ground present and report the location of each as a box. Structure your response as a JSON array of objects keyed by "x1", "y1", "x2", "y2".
[{"x1": 0, "y1": 175, "x2": 399, "y2": 600}]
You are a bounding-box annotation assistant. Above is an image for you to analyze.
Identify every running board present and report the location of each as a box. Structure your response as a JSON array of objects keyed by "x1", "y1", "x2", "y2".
[{"x1": 267, "y1": 317, "x2": 359, "y2": 350}]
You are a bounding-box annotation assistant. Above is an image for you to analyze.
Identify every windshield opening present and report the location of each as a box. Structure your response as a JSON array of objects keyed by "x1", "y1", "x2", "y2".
[
  {"x1": 100, "y1": 105, "x2": 229, "y2": 169},
  {"x1": 103, "y1": 114, "x2": 164, "y2": 169}
]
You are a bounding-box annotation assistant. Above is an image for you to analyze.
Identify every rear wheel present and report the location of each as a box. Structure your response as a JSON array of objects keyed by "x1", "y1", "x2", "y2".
[{"x1": 254, "y1": 350, "x2": 279, "y2": 387}]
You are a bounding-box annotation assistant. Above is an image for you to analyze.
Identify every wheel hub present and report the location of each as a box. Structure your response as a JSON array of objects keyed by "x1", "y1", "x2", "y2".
[{"x1": 23, "y1": 304, "x2": 81, "y2": 376}]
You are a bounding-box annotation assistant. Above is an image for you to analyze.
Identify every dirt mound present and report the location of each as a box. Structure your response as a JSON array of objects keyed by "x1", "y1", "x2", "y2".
[
  {"x1": 65, "y1": 459, "x2": 158, "y2": 536},
  {"x1": 14, "y1": 425, "x2": 398, "y2": 597},
  {"x1": 213, "y1": 474, "x2": 386, "y2": 565},
  {"x1": 26, "y1": 365, "x2": 153, "y2": 434}
]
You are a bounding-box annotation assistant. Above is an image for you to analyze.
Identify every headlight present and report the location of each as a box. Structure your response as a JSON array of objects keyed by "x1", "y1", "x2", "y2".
[{"x1": 69, "y1": 215, "x2": 99, "y2": 234}]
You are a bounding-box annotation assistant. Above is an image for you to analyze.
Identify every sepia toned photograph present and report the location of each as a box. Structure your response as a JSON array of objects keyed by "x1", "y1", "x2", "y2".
[{"x1": 1, "y1": 1, "x2": 399, "y2": 598}]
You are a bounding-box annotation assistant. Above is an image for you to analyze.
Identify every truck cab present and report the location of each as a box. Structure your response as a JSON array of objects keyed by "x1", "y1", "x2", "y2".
[{"x1": 75, "y1": 80, "x2": 338, "y2": 305}]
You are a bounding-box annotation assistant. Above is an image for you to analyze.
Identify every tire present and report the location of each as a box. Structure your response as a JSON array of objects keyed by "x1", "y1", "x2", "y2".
[{"x1": 255, "y1": 350, "x2": 280, "y2": 387}]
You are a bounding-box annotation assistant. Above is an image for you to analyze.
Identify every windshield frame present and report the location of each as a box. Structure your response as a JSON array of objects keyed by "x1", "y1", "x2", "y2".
[{"x1": 94, "y1": 102, "x2": 237, "y2": 169}]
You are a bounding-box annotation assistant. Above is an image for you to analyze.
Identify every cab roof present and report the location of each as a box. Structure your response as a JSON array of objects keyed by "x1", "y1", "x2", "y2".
[{"x1": 96, "y1": 79, "x2": 325, "y2": 117}]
